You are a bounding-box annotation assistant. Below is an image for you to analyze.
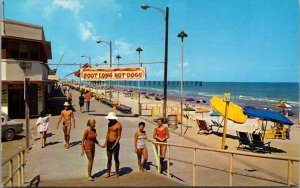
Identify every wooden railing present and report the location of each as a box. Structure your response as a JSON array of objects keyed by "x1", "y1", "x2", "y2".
[
  {"x1": 2, "y1": 148, "x2": 26, "y2": 187},
  {"x1": 151, "y1": 142, "x2": 299, "y2": 186}
]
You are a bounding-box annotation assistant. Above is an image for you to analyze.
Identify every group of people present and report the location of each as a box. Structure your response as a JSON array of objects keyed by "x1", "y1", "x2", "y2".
[
  {"x1": 79, "y1": 91, "x2": 91, "y2": 112},
  {"x1": 36, "y1": 96, "x2": 170, "y2": 181}
]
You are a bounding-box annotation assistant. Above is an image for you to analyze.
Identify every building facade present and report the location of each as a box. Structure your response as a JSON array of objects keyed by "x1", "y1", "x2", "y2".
[{"x1": 1, "y1": 19, "x2": 53, "y2": 118}]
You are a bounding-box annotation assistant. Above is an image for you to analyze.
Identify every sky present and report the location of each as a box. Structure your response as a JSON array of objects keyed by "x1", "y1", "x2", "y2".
[{"x1": 4, "y1": 0, "x2": 299, "y2": 82}]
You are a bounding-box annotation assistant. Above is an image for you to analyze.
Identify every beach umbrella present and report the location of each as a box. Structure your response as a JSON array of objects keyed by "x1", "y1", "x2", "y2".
[
  {"x1": 150, "y1": 92, "x2": 156, "y2": 96},
  {"x1": 210, "y1": 95, "x2": 247, "y2": 150},
  {"x1": 210, "y1": 111, "x2": 221, "y2": 123},
  {"x1": 140, "y1": 91, "x2": 147, "y2": 95},
  {"x1": 186, "y1": 98, "x2": 195, "y2": 102},
  {"x1": 210, "y1": 97, "x2": 247, "y2": 124},
  {"x1": 243, "y1": 106, "x2": 293, "y2": 125},
  {"x1": 195, "y1": 108, "x2": 210, "y2": 118},
  {"x1": 128, "y1": 89, "x2": 133, "y2": 92},
  {"x1": 275, "y1": 103, "x2": 292, "y2": 108}
]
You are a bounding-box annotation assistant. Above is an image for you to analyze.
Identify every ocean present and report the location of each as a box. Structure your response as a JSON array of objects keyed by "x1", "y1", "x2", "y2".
[{"x1": 95, "y1": 81, "x2": 299, "y2": 116}]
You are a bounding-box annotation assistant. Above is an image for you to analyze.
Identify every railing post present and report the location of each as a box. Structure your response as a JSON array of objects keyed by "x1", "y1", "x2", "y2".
[
  {"x1": 9, "y1": 159, "x2": 13, "y2": 186},
  {"x1": 167, "y1": 145, "x2": 170, "y2": 177},
  {"x1": 152, "y1": 107, "x2": 154, "y2": 121},
  {"x1": 229, "y1": 153, "x2": 233, "y2": 186},
  {"x1": 157, "y1": 144, "x2": 161, "y2": 174},
  {"x1": 193, "y1": 148, "x2": 196, "y2": 186},
  {"x1": 21, "y1": 150, "x2": 25, "y2": 185},
  {"x1": 287, "y1": 159, "x2": 293, "y2": 186},
  {"x1": 18, "y1": 153, "x2": 21, "y2": 186}
]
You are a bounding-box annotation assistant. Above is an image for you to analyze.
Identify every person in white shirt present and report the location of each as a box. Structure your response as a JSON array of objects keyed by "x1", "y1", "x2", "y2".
[{"x1": 36, "y1": 110, "x2": 51, "y2": 148}]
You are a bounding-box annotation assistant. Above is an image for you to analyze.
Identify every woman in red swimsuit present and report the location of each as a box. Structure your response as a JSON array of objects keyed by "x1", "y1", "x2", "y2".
[
  {"x1": 81, "y1": 119, "x2": 102, "y2": 181},
  {"x1": 153, "y1": 117, "x2": 170, "y2": 173}
]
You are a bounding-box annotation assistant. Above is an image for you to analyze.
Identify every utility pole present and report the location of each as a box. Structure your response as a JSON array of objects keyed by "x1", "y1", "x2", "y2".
[{"x1": 25, "y1": 78, "x2": 31, "y2": 150}]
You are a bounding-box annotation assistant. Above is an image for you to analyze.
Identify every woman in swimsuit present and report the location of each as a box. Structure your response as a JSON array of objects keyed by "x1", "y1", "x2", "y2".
[
  {"x1": 81, "y1": 119, "x2": 103, "y2": 181},
  {"x1": 153, "y1": 117, "x2": 170, "y2": 173},
  {"x1": 134, "y1": 122, "x2": 152, "y2": 172}
]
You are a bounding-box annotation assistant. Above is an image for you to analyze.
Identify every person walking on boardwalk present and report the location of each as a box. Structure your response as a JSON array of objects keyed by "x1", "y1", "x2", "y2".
[
  {"x1": 134, "y1": 122, "x2": 152, "y2": 172},
  {"x1": 153, "y1": 117, "x2": 170, "y2": 173},
  {"x1": 81, "y1": 119, "x2": 103, "y2": 181},
  {"x1": 85, "y1": 91, "x2": 91, "y2": 112},
  {"x1": 36, "y1": 110, "x2": 51, "y2": 148},
  {"x1": 102, "y1": 112, "x2": 122, "y2": 178},
  {"x1": 79, "y1": 93, "x2": 85, "y2": 113},
  {"x1": 56, "y1": 102, "x2": 75, "y2": 149}
]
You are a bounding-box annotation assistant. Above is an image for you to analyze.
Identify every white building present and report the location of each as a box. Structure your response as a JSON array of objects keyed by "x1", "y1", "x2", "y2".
[{"x1": 1, "y1": 19, "x2": 53, "y2": 118}]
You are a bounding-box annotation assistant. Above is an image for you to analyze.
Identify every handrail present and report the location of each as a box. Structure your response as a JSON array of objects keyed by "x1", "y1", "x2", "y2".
[
  {"x1": 151, "y1": 142, "x2": 299, "y2": 186},
  {"x1": 2, "y1": 148, "x2": 26, "y2": 186}
]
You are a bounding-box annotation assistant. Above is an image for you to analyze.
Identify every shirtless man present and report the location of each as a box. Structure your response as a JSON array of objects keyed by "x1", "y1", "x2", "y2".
[
  {"x1": 56, "y1": 102, "x2": 75, "y2": 149},
  {"x1": 102, "y1": 112, "x2": 122, "y2": 178}
]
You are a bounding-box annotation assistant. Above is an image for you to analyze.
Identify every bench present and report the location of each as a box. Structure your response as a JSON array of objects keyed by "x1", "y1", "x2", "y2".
[
  {"x1": 101, "y1": 98, "x2": 113, "y2": 107},
  {"x1": 116, "y1": 104, "x2": 132, "y2": 114}
]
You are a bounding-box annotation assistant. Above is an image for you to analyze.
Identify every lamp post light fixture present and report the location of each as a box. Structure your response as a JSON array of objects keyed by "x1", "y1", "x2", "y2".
[
  {"x1": 177, "y1": 30, "x2": 188, "y2": 135},
  {"x1": 116, "y1": 55, "x2": 121, "y2": 104},
  {"x1": 136, "y1": 47, "x2": 143, "y2": 116},
  {"x1": 141, "y1": 3, "x2": 169, "y2": 123},
  {"x1": 81, "y1": 55, "x2": 91, "y2": 67},
  {"x1": 96, "y1": 40, "x2": 113, "y2": 100}
]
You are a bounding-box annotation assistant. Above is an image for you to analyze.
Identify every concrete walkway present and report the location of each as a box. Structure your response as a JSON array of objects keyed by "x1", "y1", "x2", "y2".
[{"x1": 24, "y1": 88, "x2": 297, "y2": 186}]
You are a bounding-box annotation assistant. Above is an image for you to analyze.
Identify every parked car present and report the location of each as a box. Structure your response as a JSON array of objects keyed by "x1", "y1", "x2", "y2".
[{"x1": 1, "y1": 112, "x2": 24, "y2": 141}]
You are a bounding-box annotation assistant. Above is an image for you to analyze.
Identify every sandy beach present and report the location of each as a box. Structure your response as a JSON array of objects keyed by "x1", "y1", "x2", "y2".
[{"x1": 75, "y1": 84, "x2": 299, "y2": 159}]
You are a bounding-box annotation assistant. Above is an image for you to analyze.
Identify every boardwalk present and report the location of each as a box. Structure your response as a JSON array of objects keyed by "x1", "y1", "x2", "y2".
[{"x1": 23, "y1": 88, "x2": 297, "y2": 186}]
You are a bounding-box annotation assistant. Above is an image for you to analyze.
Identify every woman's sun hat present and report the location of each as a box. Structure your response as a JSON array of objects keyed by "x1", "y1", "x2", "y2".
[
  {"x1": 105, "y1": 112, "x2": 118, "y2": 120},
  {"x1": 63, "y1": 102, "x2": 70, "y2": 106}
]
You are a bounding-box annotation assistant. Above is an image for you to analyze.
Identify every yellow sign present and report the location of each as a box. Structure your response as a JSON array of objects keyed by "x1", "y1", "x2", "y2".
[
  {"x1": 48, "y1": 75, "x2": 59, "y2": 80},
  {"x1": 81, "y1": 67, "x2": 146, "y2": 81}
]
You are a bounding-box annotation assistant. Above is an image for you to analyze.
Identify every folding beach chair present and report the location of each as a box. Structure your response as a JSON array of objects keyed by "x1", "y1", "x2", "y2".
[
  {"x1": 211, "y1": 120, "x2": 223, "y2": 133},
  {"x1": 250, "y1": 132, "x2": 271, "y2": 153},
  {"x1": 196, "y1": 119, "x2": 213, "y2": 134},
  {"x1": 236, "y1": 131, "x2": 253, "y2": 151}
]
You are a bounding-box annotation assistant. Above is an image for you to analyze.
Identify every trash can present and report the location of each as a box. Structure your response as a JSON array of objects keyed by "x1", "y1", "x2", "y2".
[{"x1": 168, "y1": 115, "x2": 178, "y2": 130}]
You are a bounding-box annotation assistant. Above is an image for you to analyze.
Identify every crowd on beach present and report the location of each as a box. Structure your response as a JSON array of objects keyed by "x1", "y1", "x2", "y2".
[{"x1": 36, "y1": 87, "x2": 170, "y2": 181}]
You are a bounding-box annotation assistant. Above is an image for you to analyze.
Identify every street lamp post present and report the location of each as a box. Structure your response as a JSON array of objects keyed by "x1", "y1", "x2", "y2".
[
  {"x1": 177, "y1": 30, "x2": 188, "y2": 135},
  {"x1": 141, "y1": 4, "x2": 169, "y2": 123},
  {"x1": 136, "y1": 47, "x2": 143, "y2": 116},
  {"x1": 96, "y1": 40, "x2": 112, "y2": 100},
  {"x1": 116, "y1": 55, "x2": 121, "y2": 104},
  {"x1": 103, "y1": 60, "x2": 108, "y2": 99}
]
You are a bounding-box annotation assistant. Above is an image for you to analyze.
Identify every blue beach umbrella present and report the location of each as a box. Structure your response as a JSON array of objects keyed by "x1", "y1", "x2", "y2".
[
  {"x1": 150, "y1": 92, "x2": 156, "y2": 96},
  {"x1": 140, "y1": 91, "x2": 147, "y2": 95},
  {"x1": 210, "y1": 111, "x2": 221, "y2": 123},
  {"x1": 186, "y1": 98, "x2": 195, "y2": 102},
  {"x1": 243, "y1": 106, "x2": 293, "y2": 126}
]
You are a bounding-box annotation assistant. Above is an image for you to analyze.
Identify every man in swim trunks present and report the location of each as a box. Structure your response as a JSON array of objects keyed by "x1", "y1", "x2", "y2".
[
  {"x1": 56, "y1": 102, "x2": 75, "y2": 149},
  {"x1": 102, "y1": 112, "x2": 122, "y2": 178}
]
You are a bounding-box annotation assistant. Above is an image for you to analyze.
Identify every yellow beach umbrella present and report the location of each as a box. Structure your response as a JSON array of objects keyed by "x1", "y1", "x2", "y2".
[
  {"x1": 195, "y1": 108, "x2": 210, "y2": 118},
  {"x1": 210, "y1": 95, "x2": 247, "y2": 150},
  {"x1": 210, "y1": 96, "x2": 247, "y2": 124}
]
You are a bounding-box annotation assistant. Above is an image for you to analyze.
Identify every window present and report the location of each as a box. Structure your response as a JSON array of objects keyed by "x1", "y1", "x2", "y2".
[{"x1": 8, "y1": 41, "x2": 19, "y2": 58}]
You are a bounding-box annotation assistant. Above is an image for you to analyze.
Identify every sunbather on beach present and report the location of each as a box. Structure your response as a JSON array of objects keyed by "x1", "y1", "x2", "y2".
[
  {"x1": 153, "y1": 117, "x2": 170, "y2": 173},
  {"x1": 134, "y1": 122, "x2": 152, "y2": 172}
]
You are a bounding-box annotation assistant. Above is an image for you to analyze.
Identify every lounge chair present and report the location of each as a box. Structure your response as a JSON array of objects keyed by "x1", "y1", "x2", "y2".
[
  {"x1": 196, "y1": 119, "x2": 213, "y2": 134},
  {"x1": 236, "y1": 131, "x2": 252, "y2": 151},
  {"x1": 250, "y1": 133, "x2": 271, "y2": 153},
  {"x1": 211, "y1": 120, "x2": 223, "y2": 132}
]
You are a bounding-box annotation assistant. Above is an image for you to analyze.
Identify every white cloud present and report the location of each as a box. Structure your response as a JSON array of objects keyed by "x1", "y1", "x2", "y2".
[
  {"x1": 53, "y1": 0, "x2": 83, "y2": 15},
  {"x1": 79, "y1": 21, "x2": 98, "y2": 41},
  {"x1": 114, "y1": 40, "x2": 134, "y2": 55},
  {"x1": 177, "y1": 61, "x2": 189, "y2": 68}
]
